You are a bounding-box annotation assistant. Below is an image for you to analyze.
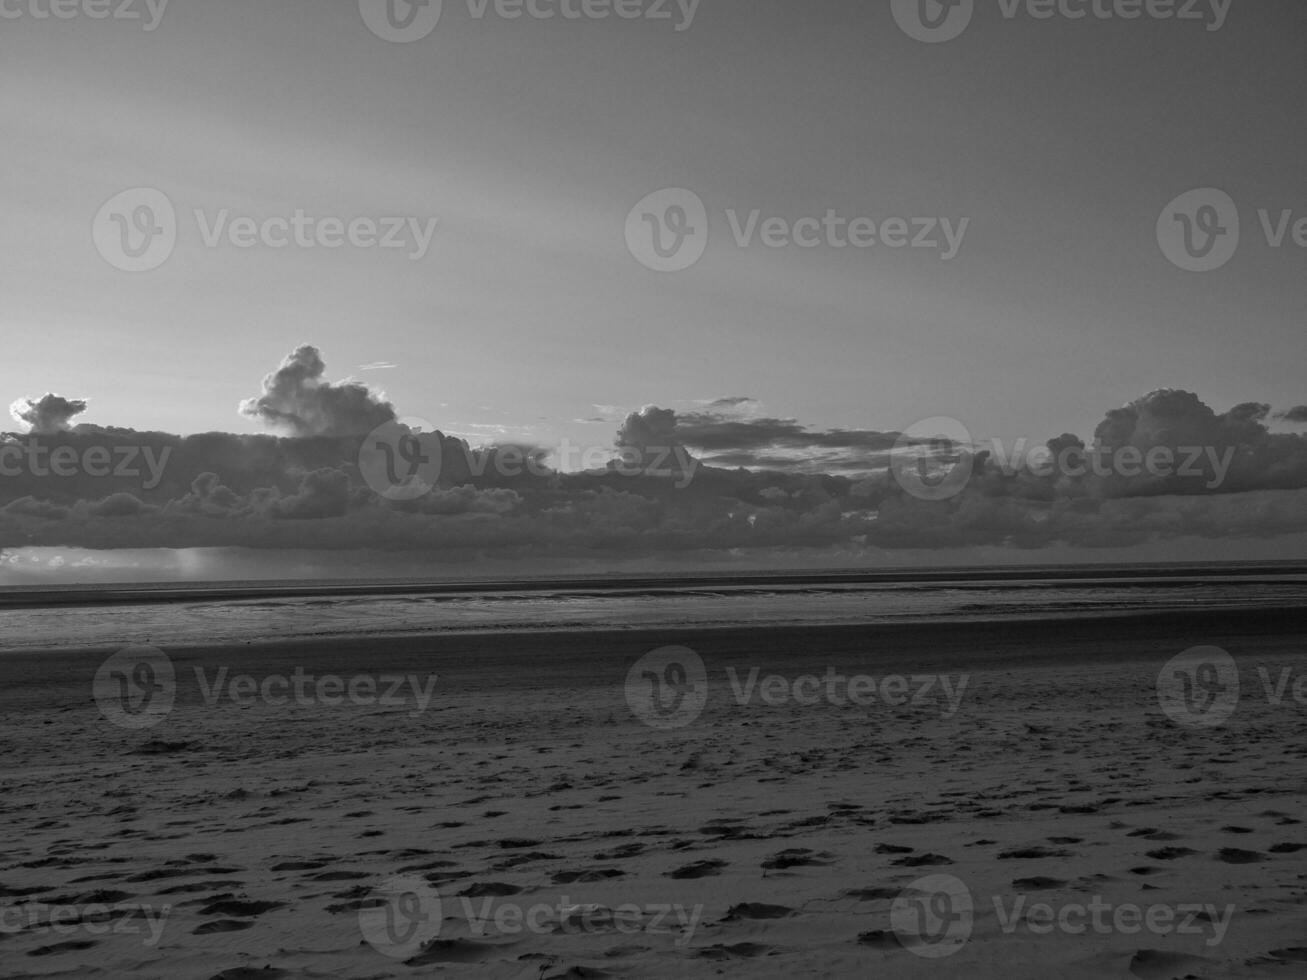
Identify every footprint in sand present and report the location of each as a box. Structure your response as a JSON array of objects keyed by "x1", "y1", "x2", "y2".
[
  {"x1": 496, "y1": 852, "x2": 561, "y2": 871},
  {"x1": 666, "y1": 859, "x2": 727, "y2": 879},
  {"x1": 406, "y1": 938, "x2": 520, "y2": 965},
  {"x1": 1128, "y1": 949, "x2": 1214, "y2": 979},
  {"x1": 158, "y1": 880, "x2": 245, "y2": 894},
  {"x1": 1013, "y1": 876, "x2": 1066, "y2": 890},
  {"x1": 723, "y1": 902, "x2": 792, "y2": 921},
  {"x1": 127, "y1": 864, "x2": 242, "y2": 883},
  {"x1": 193, "y1": 919, "x2": 253, "y2": 934},
  {"x1": 460, "y1": 881, "x2": 525, "y2": 896},
  {"x1": 998, "y1": 846, "x2": 1072, "y2": 859},
  {"x1": 857, "y1": 930, "x2": 902, "y2": 949},
  {"x1": 893, "y1": 853, "x2": 953, "y2": 867},
  {"x1": 552, "y1": 869, "x2": 624, "y2": 884},
  {"x1": 310, "y1": 870, "x2": 368, "y2": 882},
  {"x1": 1216, "y1": 847, "x2": 1265, "y2": 864},
  {"x1": 844, "y1": 886, "x2": 899, "y2": 901},
  {"x1": 695, "y1": 943, "x2": 775, "y2": 960},
  {"x1": 762, "y1": 849, "x2": 834, "y2": 870},
  {"x1": 198, "y1": 897, "x2": 284, "y2": 917},
  {"x1": 28, "y1": 939, "x2": 98, "y2": 957}
]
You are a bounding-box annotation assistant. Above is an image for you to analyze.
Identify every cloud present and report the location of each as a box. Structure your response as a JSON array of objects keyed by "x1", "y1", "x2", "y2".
[
  {"x1": 678, "y1": 413, "x2": 899, "y2": 454},
  {"x1": 1079, "y1": 389, "x2": 1307, "y2": 495},
  {"x1": 239, "y1": 345, "x2": 396, "y2": 436},
  {"x1": 4, "y1": 356, "x2": 1307, "y2": 558},
  {"x1": 656, "y1": 407, "x2": 902, "y2": 475},
  {"x1": 616, "y1": 406, "x2": 680, "y2": 453},
  {"x1": 1279, "y1": 406, "x2": 1307, "y2": 424},
  {"x1": 9, "y1": 394, "x2": 88, "y2": 434}
]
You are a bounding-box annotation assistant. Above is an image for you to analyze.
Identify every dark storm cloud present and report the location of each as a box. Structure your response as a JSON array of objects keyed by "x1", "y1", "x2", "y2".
[
  {"x1": 4, "y1": 356, "x2": 1307, "y2": 556},
  {"x1": 9, "y1": 394, "x2": 89, "y2": 434}
]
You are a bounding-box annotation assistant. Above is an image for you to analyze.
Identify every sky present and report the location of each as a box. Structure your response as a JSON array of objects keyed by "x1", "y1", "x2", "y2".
[{"x1": 0, "y1": 0, "x2": 1304, "y2": 574}]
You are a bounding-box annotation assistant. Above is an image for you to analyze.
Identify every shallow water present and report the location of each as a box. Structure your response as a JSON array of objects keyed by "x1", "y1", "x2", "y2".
[{"x1": 2, "y1": 574, "x2": 1303, "y2": 652}]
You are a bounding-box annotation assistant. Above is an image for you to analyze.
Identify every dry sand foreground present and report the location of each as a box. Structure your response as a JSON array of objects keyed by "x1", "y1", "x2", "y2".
[{"x1": 1, "y1": 611, "x2": 1305, "y2": 979}]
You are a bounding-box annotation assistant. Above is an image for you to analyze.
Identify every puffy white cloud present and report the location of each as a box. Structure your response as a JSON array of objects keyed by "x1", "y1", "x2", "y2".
[{"x1": 239, "y1": 345, "x2": 396, "y2": 436}]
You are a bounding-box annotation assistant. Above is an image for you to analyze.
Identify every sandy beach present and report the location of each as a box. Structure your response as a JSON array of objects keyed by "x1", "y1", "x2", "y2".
[{"x1": 1, "y1": 609, "x2": 1305, "y2": 978}]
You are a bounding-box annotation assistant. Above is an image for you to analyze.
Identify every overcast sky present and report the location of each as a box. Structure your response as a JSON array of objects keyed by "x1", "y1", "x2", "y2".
[
  {"x1": 1, "y1": 0, "x2": 1305, "y2": 574},
  {"x1": 2, "y1": 0, "x2": 1304, "y2": 450}
]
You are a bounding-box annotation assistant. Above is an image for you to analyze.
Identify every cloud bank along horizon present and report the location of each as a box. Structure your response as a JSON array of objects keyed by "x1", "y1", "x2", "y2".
[{"x1": 0, "y1": 345, "x2": 1305, "y2": 558}]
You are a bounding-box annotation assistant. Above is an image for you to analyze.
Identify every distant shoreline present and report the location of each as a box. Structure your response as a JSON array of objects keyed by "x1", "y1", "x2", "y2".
[
  {"x1": 2, "y1": 560, "x2": 1305, "y2": 610},
  {"x1": 8, "y1": 604, "x2": 1307, "y2": 662}
]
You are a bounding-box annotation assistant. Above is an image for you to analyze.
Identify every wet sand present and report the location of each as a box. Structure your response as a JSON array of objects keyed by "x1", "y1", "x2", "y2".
[{"x1": 1, "y1": 609, "x2": 1305, "y2": 978}]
